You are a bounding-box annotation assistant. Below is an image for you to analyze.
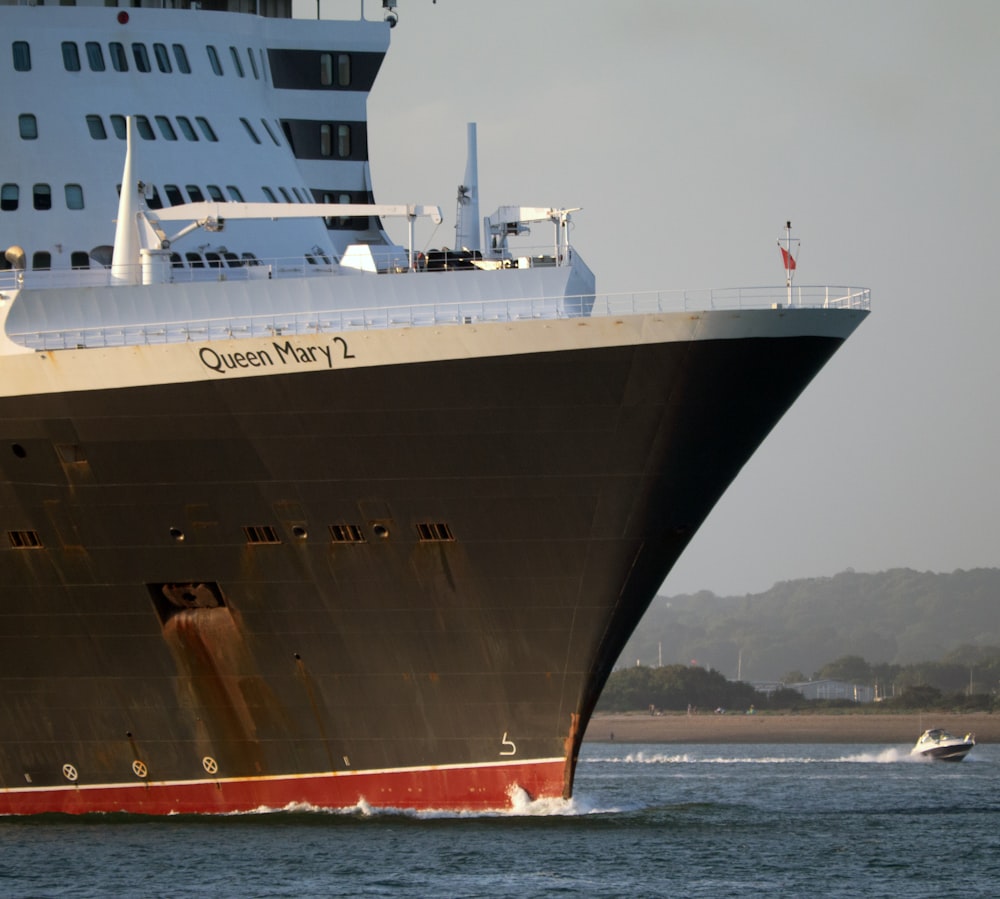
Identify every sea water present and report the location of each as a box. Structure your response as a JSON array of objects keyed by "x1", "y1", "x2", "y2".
[{"x1": 2, "y1": 742, "x2": 997, "y2": 898}]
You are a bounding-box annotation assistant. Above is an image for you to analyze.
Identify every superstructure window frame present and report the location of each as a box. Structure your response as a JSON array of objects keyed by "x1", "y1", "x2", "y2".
[
  {"x1": 173, "y1": 44, "x2": 191, "y2": 74},
  {"x1": 85, "y1": 42, "x2": 106, "y2": 72},
  {"x1": 109, "y1": 42, "x2": 128, "y2": 72},
  {"x1": 153, "y1": 43, "x2": 172, "y2": 74},
  {"x1": 62, "y1": 41, "x2": 81, "y2": 72},
  {"x1": 12, "y1": 41, "x2": 31, "y2": 72},
  {"x1": 18, "y1": 114, "x2": 38, "y2": 140},
  {"x1": 229, "y1": 46, "x2": 245, "y2": 78},
  {"x1": 32, "y1": 183, "x2": 52, "y2": 211},
  {"x1": 0, "y1": 184, "x2": 18, "y2": 212},
  {"x1": 65, "y1": 184, "x2": 84, "y2": 210},
  {"x1": 206, "y1": 45, "x2": 223, "y2": 76},
  {"x1": 86, "y1": 114, "x2": 107, "y2": 140}
]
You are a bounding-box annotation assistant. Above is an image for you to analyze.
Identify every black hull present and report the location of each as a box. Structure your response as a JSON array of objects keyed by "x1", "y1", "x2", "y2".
[{"x1": 0, "y1": 331, "x2": 846, "y2": 810}]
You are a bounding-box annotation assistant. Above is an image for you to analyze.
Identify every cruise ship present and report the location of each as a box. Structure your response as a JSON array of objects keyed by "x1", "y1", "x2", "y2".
[{"x1": 0, "y1": 0, "x2": 869, "y2": 814}]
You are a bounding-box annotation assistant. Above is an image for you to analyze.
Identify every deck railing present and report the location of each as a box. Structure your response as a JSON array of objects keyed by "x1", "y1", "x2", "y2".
[{"x1": 5, "y1": 285, "x2": 870, "y2": 352}]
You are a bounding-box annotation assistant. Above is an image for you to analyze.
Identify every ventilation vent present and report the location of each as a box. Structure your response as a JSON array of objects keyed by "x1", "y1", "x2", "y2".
[
  {"x1": 243, "y1": 525, "x2": 281, "y2": 544},
  {"x1": 8, "y1": 530, "x2": 42, "y2": 548},
  {"x1": 416, "y1": 522, "x2": 454, "y2": 542},
  {"x1": 329, "y1": 523, "x2": 365, "y2": 543}
]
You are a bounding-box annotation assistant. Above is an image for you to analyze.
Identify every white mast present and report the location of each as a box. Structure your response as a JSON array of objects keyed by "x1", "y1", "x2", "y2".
[
  {"x1": 110, "y1": 117, "x2": 141, "y2": 285},
  {"x1": 455, "y1": 123, "x2": 480, "y2": 252}
]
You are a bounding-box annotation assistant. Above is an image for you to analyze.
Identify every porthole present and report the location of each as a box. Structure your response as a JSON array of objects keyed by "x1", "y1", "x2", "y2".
[
  {"x1": 292, "y1": 526, "x2": 308, "y2": 540},
  {"x1": 372, "y1": 523, "x2": 389, "y2": 540},
  {"x1": 11, "y1": 443, "x2": 26, "y2": 458},
  {"x1": 169, "y1": 527, "x2": 185, "y2": 542}
]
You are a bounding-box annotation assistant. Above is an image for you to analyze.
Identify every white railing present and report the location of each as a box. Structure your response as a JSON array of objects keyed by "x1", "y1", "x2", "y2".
[{"x1": 7, "y1": 286, "x2": 870, "y2": 351}]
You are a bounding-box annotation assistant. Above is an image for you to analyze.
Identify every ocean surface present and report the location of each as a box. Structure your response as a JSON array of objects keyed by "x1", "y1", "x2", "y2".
[{"x1": 2, "y1": 741, "x2": 997, "y2": 898}]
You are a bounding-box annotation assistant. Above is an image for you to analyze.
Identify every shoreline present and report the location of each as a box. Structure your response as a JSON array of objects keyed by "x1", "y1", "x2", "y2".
[{"x1": 585, "y1": 711, "x2": 998, "y2": 745}]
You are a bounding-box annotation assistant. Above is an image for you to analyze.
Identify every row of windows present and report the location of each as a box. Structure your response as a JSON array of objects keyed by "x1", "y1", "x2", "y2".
[
  {"x1": 0, "y1": 249, "x2": 342, "y2": 273},
  {"x1": 11, "y1": 40, "x2": 269, "y2": 82},
  {"x1": 1, "y1": 183, "x2": 84, "y2": 212},
  {"x1": 11, "y1": 41, "x2": 363, "y2": 90}
]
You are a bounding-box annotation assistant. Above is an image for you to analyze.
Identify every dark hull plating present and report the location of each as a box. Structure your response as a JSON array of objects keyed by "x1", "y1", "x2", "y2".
[{"x1": 0, "y1": 335, "x2": 843, "y2": 813}]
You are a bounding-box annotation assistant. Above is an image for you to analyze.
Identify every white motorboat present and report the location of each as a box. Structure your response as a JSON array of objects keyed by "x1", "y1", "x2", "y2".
[{"x1": 911, "y1": 728, "x2": 976, "y2": 762}]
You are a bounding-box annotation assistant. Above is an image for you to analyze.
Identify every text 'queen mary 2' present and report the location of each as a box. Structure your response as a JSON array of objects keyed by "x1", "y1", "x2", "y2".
[{"x1": 0, "y1": 0, "x2": 868, "y2": 814}]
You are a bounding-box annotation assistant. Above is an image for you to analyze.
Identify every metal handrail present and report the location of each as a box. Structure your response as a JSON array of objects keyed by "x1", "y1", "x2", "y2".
[{"x1": 7, "y1": 286, "x2": 870, "y2": 351}]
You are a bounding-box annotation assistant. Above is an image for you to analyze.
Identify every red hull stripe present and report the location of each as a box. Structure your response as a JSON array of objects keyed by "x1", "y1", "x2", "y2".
[{"x1": 0, "y1": 758, "x2": 566, "y2": 815}]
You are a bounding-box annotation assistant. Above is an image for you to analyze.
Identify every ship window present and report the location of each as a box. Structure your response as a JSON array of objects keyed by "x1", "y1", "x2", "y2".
[
  {"x1": 320, "y1": 53, "x2": 333, "y2": 86},
  {"x1": 186, "y1": 185, "x2": 204, "y2": 202},
  {"x1": 247, "y1": 48, "x2": 259, "y2": 79},
  {"x1": 185, "y1": 252, "x2": 204, "y2": 268},
  {"x1": 110, "y1": 115, "x2": 126, "y2": 140},
  {"x1": 147, "y1": 185, "x2": 163, "y2": 209},
  {"x1": 65, "y1": 184, "x2": 84, "y2": 210},
  {"x1": 8, "y1": 530, "x2": 42, "y2": 549},
  {"x1": 292, "y1": 188, "x2": 305, "y2": 202},
  {"x1": 86, "y1": 114, "x2": 107, "y2": 140},
  {"x1": 337, "y1": 124, "x2": 351, "y2": 158},
  {"x1": 19, "y1": 114, "x2": 38, "y2": 140},
  {"x1": 278, "y1": 187, "x2": 292, "y2": 202},
  {"x1": 33, "y1": 184, "x2": 52, "y2": 211},
  {"x1": 206, "y1": 184, "x2": 224, "y2": 201},
  {"x1": 85, "y1": 42, "x2": 105, "y2": 71},
  {"x1": 163, "y1": 184, "x2": 184, "y2": 205},
  {"x1": 223, "y1": 252, "x2": 240, "y2": 267},
  {"x1": 70, "y1": 251, "x2": 89, "y2": 269},
  {"x1": 240, "y1": 118, "x2": 261, "y2": 144},
  {"x1": 133, "y1": 43, "x2": 151, "y2": 73},
  {"x1": 195, "y1": 117, "x2": 217, "y2": 141},
  {"x1": 155, "y1": 116, "x2": 177, "y2": 140},
  {"x1": 416, "y1": 522, "x2": 455, "y2": 542},
  {"x1": 205, "y1": 252, "x2": 223, "y2": 268},
  {"x1": 176, "y1": 116, "x2": 198, "y2": 141},
  {"x1": 243, "y1": 525, "x2": 280, "y2": 544},
  {"x1": 12, "y1": 41, "x2": 31, "y2": 72},
  {"x1": 173, "y1": 44, "x2": 191, "y2": 74},
  {"x1": 226, "y1": 185, "x2": 244, "y2": 202},
  {"x1": 260, "y1": 119, "x2": 281, "y2": 146},
  {"x1": 109, "y1": 42, "x2": 128, "y2": 72},
  {"x1": 337, "y1": 54, "x2": 351, "y2": 86},
  {"x1": 329, "y1": 524, "x2": 365, "y2": 544},
  {"x1": 1, "y1": 184, "x2": 18, "y2": 212},
  {"x1": 319, "y1": 124, "x2": 331, "y2": 157},
  {"x1": 229, "y1": 46, "x2": 244, "y2": 78},
  {"x1": 32, "y1": 251, "x2": 51, "y2": 270},
  {"x1": 242, "y1": 252, "x2": 260, "y2": 265},
  {"x1": 262, "y1": 186, "x2": 276, "y2": 202},
  {"x1": 135, "y1": 115, "x2": 155, "y2": 140},
  {"x1": 170, "y1": 252, "x2": 183, "y2": 268},
  {"x1": 153, "y1": 43, "x2": 172, "y2": 73},
  {"x1": 206, "y1": 45, "x2": 223, "y2": 76},
  {"x1": 62, "y1": 41, "x2": 81, "y2": 72}
]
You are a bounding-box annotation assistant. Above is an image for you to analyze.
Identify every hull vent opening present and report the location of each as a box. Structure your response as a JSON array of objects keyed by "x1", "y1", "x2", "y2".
[
  {"x1": 416, "y1": 522, "x2": 455, "y2": 542},
  {"x1": 243, "y1": 525, "x2": 281, "y2": 544},
  {"x1": 7, "y1": 530, "x2": 42, "y2": 548},
  {"x1": 329, "y1": 523, "x2": 366, "y2": 543}
]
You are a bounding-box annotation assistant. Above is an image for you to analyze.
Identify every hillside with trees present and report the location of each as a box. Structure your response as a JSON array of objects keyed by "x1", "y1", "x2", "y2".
[{"x1": 616, "y1": 568, "x2": 1000, "y2": 684}]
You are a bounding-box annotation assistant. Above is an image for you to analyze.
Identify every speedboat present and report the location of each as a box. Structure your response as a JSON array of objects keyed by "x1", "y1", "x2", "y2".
[{"x1": 910, "y1": 728, "x2": 976, "y2": 762}]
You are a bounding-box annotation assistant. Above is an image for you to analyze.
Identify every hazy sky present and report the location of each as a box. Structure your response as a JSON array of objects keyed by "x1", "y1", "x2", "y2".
[{"x1": 310, "y1": 1, "x2": 999, "y2": 597}]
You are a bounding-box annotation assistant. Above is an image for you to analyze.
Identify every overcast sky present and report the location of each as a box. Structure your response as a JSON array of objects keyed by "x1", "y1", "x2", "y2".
[{"x1": 309, "y1": 0, "x2": 999, "y2": 597}]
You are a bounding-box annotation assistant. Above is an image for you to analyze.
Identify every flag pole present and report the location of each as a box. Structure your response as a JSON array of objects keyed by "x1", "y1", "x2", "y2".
[{"x1": 785, "y1": 220, "x2": 793, "y2": 306}]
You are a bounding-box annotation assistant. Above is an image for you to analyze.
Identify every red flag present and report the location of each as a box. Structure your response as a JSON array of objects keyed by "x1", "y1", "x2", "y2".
[{"x1": 780, "y1": 246, "x2": 796, "y2": 270}]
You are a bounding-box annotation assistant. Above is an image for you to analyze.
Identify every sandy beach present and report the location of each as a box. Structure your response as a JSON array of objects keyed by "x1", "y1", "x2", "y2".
[{"x1": 586, "y1": 712, "x2": 998, "y2": 745}]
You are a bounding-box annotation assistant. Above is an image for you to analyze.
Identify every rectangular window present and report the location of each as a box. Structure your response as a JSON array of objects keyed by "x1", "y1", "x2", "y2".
[
  {"x1": 65, "y1": 184, "x2": 84, "y2": 210},
  {"x1": 206, "y1": 184, "x2": 224, "y2": 201},
  {"x1": 86, "y1": 42, "x2": 106, "y2": 71},
  {"x1": 86, "y1": 114, "x2": 107, "y2": 140},
  {"x1": 337, "y1": 53, "x2": 351, "y2": 86},
  {"x1": 0, "y1": 184, "x2": 18, "y2": 212},
  {"x1": 19, "y1": 114, "x2": 38, "y2": 140},
  {"x1": 173, "y1": 44, "x2": 191, "y2": 74},
  {"x1": 176, "y1": 116, "x2": 198, "y2": 141},
  {"x1": 185, "y1": 185, "x2": 204, "y2": 202},
  {"x1": 226, "y1": 185, "x2": 245, "y2": 202},
  {"x1": 135, "y1": 115, "x2": 155, "y2": 140},
  {"x1": 229, "y1": 46, "x2": 244, "y2": 78},
  {"x1": 12, "y1": 41, "x2": 31, "y2": 72},
  {"x1": 262, "y1": 186, "x2": 276, "y2": 202},
  {"x1": 33, "y1": 184, "x2": 52, "y2": 211},
  {"x1": 70, "y1": 252, "x2": 90, "y2": 270},
  {"x1": 163, "y1": 184, "x2": 184, "y2": 206},
  {"x1": 319, "y1": 123, "x2": 331, "y2": 157},
  {"x1": 32, "y1": 251, "x2": 51, "y2": 270},
  {"x1": 206, "y1": 45, "x2": 223, "y2": 76},
  {"x1": 109, "y1": 42, "x2": 128, "y2": 72},
  {"x1": 320, "y1": 53, "x2": 333, "y2": 86},
  {"x1": 155, "y1": 115, "x2": 177, "y2": 140},
  {"x1": 240, "y1": 117, "x2": 261, "y2": 144},
  {"x1": 109, "y1": 115, "x2": 127, "y2": 140},
  {"x1": 133, "y1": 43, "x2": 151, "y2": 73},
  {"x1": 247, "y1": 47, "x2": 259, "y2": 79},
  {"x1": 153, "y1": 43, "x2": 172, "y2": 73},
  {"x1": 195, "y1": 117, "x2": 218, "y2": 141},
  {"x1": 62, "y1": 41, "x2": 81, "y2": 72},
  {"x1": 337, "y1": 124, "x2": 351, "y2": 158}
]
